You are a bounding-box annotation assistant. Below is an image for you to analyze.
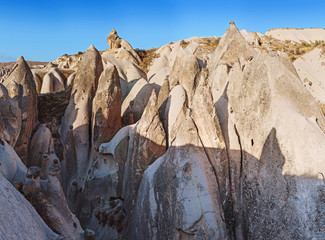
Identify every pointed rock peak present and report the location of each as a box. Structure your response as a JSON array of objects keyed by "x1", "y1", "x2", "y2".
[
  {"x1": 108, "y1": 28, "x2": 119, "y2": 38},
  {"x1": 226, "y1": 20, "x2": 241, "y2": 35},
  {"x1": 107, "y1": 28, "x2": 121, "y2": 49},
  {"x1": 17, "y1": 56, "x2": 25, "y2": 63},
  {"x1": 87, "y1": 44, "x2": 96, "y2": 51}
]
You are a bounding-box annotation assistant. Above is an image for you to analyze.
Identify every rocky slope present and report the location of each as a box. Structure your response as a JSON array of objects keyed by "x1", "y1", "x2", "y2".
[
  {"x1": 266, "y1": 28, "x2": 325, "y2": 43},
  {"x1": 0, "y1": 22, "x2": 324, "y2": 240}
]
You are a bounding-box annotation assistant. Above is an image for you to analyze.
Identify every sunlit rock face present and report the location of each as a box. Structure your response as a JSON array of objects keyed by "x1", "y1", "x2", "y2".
[{"x1": 0, "y1": 23, "x2": 324, "y2": 240}]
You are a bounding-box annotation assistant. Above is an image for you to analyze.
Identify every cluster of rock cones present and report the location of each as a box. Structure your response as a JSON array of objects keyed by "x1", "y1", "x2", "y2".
[{"x1": 0, "y1": 22, "x2": 324, "y2": 240}]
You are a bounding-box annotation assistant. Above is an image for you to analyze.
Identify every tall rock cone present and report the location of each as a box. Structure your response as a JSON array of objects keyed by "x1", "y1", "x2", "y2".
[
  {"x1": 3, "y1": 56, "x2": 37, "y2": 164},
  {"x1": 91, "y1": 62, "x2": 122, "y2": 161},
  {"x1": 209, "y1": 21, "x2": 325, "y2": 239},
  {"x1": 122, "y1": 89, "x2": 166, "y2": 216},
  {"x1": 131, "y1": 111, "x2": 230, "y2": 240},
  {"x1": 59, "y1": 44, "x2": 103, "y2": 210}
]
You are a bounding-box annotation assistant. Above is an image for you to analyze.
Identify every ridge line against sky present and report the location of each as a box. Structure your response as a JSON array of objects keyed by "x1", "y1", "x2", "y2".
[{"x1": 1, "y1": 0, "x2": 325, "y2": 62}]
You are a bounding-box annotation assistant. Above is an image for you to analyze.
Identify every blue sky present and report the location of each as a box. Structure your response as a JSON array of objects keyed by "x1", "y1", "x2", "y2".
[{"x1": 1, "y1": 0, "x2": 324, "y2": 62}]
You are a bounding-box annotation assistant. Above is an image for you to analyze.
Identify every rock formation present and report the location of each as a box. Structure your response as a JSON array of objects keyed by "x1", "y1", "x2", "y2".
[
  {"x1": 0, "y1": 172, "x2": 61, "y2": 240},
  {"x1": 1, "y1": 23, "x2": 325, "y2": 240},
  {"x1": 59, "y1": 44, "x2": 103, "y2": 212},
  {"x1": 2, "y1": 56, "x2": 38, "y2": 164},
  {"x1": 0, "y1": 83, "x2": 21, "y2": 146},
  {"x1": 41, "y1": 67, "x2": 66, "y2": 93},
  {"x1": 91, "y1": 63, "x2": 122, "y2": 161}
]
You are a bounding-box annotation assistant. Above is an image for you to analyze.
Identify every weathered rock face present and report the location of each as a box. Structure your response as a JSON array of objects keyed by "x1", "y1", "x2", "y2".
[
  {"x1": 169, "y1": 48, "x2": 200, "y2": 106},
  {"x1": 0, "y1": 67, "x2": 11, "y2": 82},
  {"x1": 293, "y1": 47, "x2": 325, "y2": 104},
  {"x1": 59, "y1": 44, "x2": 103, "y2": 208},
  {"x1": 81, "y1": 90, "x2": 166, "y2": 239},
  {"x1": 1, "y1": 24, "x2": 325, "y2": 240},
  {"x1": 41, "y1": 67, "x2": 66, "y2": 93},
  {"x1": 101, "y1": 49, "x2": 146, "y2": 99},
  {"x1": 2, "y1": 56, "x2": 38, "y2": 164},
  {"x1": 121, "y1": 78, "x2": 154, "y2": 125},
  {"x1": 52, "y1": 54, "x2": 82, "y2": 69},
  {"x1": 91, "y1": 63, "x2": 122, "y2": 161},
  {"x1": 0, "y1": 83, "x2": 21, "y2": 146},
  {"x1": 107, "y1": 29, "x2": 120, "y2": 49},
  {"x1": 209, "y1": 22, "x2": 325, "y2": 240},
  {"x1": 27, "y1": 123, "x2": 60, "y2": 179},
  {"x1": 0, "y1": 172, "x2": 61, "y2": 240},
  {"x1": 22, "y1": 165, "x2": 84, "y2": 240},
  {"x1": 122, "y1": 90, "x2": 166, "y2": 216},
  {"x1": 131, "y1": 110, "x2": 229, "y2": 240},
  {"x1": 0, "y1": 139, "x2": 27, "y2": 183}
]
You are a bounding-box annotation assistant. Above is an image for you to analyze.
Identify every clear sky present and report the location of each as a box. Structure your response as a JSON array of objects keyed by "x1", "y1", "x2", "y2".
[{"x1": 1, "y1": 0, "x2": 324, "y2": 62}]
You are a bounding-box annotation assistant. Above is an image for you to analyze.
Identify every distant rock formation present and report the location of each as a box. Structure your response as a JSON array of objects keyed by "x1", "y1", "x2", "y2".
[{"x1": 266, "y1": 27, "x2": 325, "y2": 43}]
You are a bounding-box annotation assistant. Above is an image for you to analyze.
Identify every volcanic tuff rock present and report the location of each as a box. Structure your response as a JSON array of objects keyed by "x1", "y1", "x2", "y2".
[
  {"x1": 91, "y1": 62, "x2": 122, "y2": 161},
  {"x1": 0, "y1": 173, "x2": 61, "y2": 240},
  {"x1": 59, "y1": 44, "x2": 103, "y2": 210},
  {"x1": 2, "y1": 56, "x2": 38, "y2": 164},
  {"x1": 0, "y1": 83, "x2": 21, "y2": 146},
  {"x1": 293, "y1": 47, "x2": 325, "y2": 104},
  {"x1": 266, "y1": 27, "x2": 325, "y2": 43},
  {"x1": 0, "y1": 23, "x2": 325, "y2": 240},
  {"x1": 41, "y1": 67, "x2": 66, "y2": 93}
]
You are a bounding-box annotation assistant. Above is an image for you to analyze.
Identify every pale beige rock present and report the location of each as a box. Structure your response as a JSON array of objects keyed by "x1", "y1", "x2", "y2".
[
  {"x1": 107, "y1": 29, "x2": 120, "y2": 49},
  {"x1": 122, "y1": 89, "x2": 166, "y2": 216},
  {"x1": 32, "y1": 71, "x2": 42, "y2": 93},
  {"x1": 131, "y1": 111, "x2": 229, "y2": 240},
  {"x1": 169, "y1": 48, "x2": 200, "y2": 106},
  {"x1": 121, "y1": 78, "x2": 154, "y2": 125},
  {"x1": 52, "y1": 54, "x2": 82, "y2": 69},
  {"x1": 102, "y1": 50, "x2": 146, "y2": 99},
  {"x1": 0, "y1": 172, "x2": 61, "y2": 240},
  {"x1": 293, "y1": 47, "x2": 325, "y2": 103},
  {"x1": 106, "y1": 29, "x2": 141, "y2": 65},
  {"x1": 165, "y1": 84, "x2": 187, "y2": 145},
  {"x1": 91, "y1": 63, "x2": 122, "y2": 161},
  {"x1": 266, "y1": 28, "x2": 325, "y2": 43},
  {"x1": 82, "y1": 124, "x2": 134, "y2": 238},
  {"x1": 28, "y1": 123, "x2": 60, "y2": 179},
  {"x1": 0, "y1": 83, "x2": 21, "y2": 146},
  {"x1": 209, "y1": 22, "x2": 325, "y2": 239},
  {"x1": 0, "y1": 139, "x2": 27, "y2": 183},
  {"x1": 148, "y1": 66, "x2": 171, "y2": 93},
  {"x1": 83, "y1": 90, "x2": 166, "y2": 240},
  {"x1": 2, "y1": 56, "x2": 38, "y2": 164},
  {"x1": 59, "y1": 44, "x2": 103, "y2": 207},
  {"x1": 67, "y1": 72, "x2": 76, "y2": 86},
  {"x1": 22, "y1": 164, "x2": 84, "y2": 239},
  {"x1": 41, "y1": 67, "x2": 66, "y2": 93}
]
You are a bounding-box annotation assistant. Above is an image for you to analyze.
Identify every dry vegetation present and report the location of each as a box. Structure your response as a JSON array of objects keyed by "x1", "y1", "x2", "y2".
[
  {"x1": 198, "y1": 37, "x2": 221, "y2": 51},
  {"x1": 258, "y1": 36, "x2": 325, "y2": 62},
  {"x1": 180, "y1": 40, "x2": 190, "y2": 49},
  {"x1": 135, "y1": 48, "x2": 160, "y2": 73}
]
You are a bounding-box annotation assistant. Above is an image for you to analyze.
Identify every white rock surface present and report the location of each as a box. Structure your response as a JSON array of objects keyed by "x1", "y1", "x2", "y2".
[
  {"x1": 266, "y1": 28, "x2": 325, "y2": 43},
  {"x1": 294, "y1": 47, "x2": 325, "y2": 103}
]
